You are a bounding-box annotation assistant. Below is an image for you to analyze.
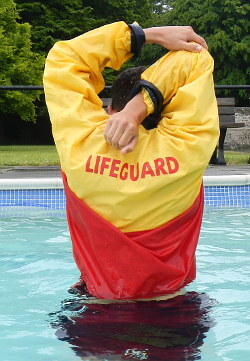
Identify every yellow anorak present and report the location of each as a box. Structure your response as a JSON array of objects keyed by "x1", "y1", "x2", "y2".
[{"x1": 44, "y1": 21, "x2": 219, "y2": 233}]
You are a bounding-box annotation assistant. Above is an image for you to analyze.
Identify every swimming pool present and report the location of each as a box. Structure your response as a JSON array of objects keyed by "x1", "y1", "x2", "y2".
[{"x1": 0, "y1": 177, "x2": 250, "y2": 361}]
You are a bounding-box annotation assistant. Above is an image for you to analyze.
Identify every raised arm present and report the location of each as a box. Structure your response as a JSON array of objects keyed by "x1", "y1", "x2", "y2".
[
  {"x1": 104, "y1": 26, "x2": 210, "y2": 153},
  {"x1": 141, "y1": 48, "x2": 219, "y2": 148},
  {"x1": 43, "y1": 22, "x2": 133, "y2": 162}
]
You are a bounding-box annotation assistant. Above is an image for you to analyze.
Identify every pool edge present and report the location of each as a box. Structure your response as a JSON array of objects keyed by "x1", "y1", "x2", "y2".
[{"x1": 0, "y1": 174, "x2": 250, "y2": 189}]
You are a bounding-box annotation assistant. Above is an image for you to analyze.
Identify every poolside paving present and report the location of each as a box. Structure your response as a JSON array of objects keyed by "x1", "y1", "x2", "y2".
[{"x1": 0, "y1": 165, "x2": 249, "y2": 179}]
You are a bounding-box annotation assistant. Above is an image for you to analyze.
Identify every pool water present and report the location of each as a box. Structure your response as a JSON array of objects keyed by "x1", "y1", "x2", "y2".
[{"x1": 0, "y1": 208, "x2": 249, "y2": 361}]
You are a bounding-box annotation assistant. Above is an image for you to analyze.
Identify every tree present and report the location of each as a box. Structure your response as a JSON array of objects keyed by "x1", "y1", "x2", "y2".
[
  {"x1": 15, "y1": 0, "x2": 95, "y2": 54},
  {"x1": 0, "y1": 0, "x2": 44, "y2": 121},
  {"x1": 15, "y1": 0, "x2": 162, "y2": 84},
  {"x1": 163, "y1": 0, "x2": 250, "y2": 87},
  {"x1": 82, "y1": 0, "x2": 154, "y2": 27}
]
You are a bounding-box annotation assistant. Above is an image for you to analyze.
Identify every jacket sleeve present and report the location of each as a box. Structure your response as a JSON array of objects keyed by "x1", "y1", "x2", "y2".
[
  {"x1": 141, "y1": 49, "x2": 219, "y2": 159},
  {"x1": 43, "y1": 22, "x2": 132, "y2": 152}
]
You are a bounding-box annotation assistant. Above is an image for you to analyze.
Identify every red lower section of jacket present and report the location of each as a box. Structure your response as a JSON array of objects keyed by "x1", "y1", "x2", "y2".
[{"x1": 62, "y1": 172, "x2": 204, "y2": 300}]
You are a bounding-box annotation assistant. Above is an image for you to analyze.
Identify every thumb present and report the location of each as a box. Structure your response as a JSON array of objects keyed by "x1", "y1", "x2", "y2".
[{"x1": 181, "y1": 41, "x2": 203, "y2": 53}]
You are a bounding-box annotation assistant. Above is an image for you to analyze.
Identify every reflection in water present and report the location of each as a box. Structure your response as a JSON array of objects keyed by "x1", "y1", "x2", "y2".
[{"x1": 49, "y1": 292, "x2": 216, "y2": 361}]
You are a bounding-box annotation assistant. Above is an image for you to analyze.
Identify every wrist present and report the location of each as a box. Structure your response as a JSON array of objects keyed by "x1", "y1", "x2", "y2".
[
  {"x1": 143, "y1": 28, "x2": 153, "y2": 44},
  {"x1": 144, "y1": 27, "x2": 171, "y2": 46},
  {"x1": 144, "y1": 27, "x2": 160, "y2": 45},
  {"x1": 123, "y1": 93, "x2": 147, "y2": 126}
]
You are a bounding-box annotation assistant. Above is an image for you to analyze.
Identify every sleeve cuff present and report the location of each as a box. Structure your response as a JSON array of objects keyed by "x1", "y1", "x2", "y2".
[
  {"x1": 128, "y1": 23, "x2": 145, "y2": 55},
  {"x1": 128, "y1": 79, "x2": 164, "y2": 115},
  {"x1": 142, "y1": 88, "x2": 154, "y2": 116}
]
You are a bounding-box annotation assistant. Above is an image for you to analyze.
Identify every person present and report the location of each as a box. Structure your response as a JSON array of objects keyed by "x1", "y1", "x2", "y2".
[{"x1": 43, "y1": 21, "x2": 219, "y2": 301}]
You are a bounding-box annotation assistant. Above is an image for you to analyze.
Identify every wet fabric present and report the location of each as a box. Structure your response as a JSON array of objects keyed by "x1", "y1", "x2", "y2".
[
  {"x1": 63, "y1": 172, "x2": 204, "y2": 300},
  {"x1": 50, "y1": 292, "x2": 216, "y2": 361}
]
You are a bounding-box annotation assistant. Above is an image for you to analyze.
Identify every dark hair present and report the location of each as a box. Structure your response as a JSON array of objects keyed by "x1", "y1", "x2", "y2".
[
  {"x1": 111, "y1": 67, "x2": 161, "y2": 130},
  {"x1": 111, "y1": 66, "x2": 146, "y2": 112}
]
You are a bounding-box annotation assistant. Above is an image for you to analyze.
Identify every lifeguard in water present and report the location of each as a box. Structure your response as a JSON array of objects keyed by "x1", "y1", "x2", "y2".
[{"x1": 44, "y1": 21, "x2": 219, "y2": 301}]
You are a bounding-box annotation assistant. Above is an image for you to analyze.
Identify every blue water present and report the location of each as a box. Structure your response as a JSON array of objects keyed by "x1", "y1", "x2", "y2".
[{"x1": 0, "y1": 208, "x2": 249, "y2": 361}]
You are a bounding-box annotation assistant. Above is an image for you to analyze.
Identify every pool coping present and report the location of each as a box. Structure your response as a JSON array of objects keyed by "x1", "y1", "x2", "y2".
[{"x1": 0, "y1": 174, "x2": 250, "y2": 190}]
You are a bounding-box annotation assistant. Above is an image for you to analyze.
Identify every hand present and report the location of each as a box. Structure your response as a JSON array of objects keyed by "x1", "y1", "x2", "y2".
[
  {"x1": 104, "y1": 93, "x2": 147, "y2": 154},
  {"x1": 104, "y1": 110, "x2": 139, "y2": 154},
  {"x1": 144, "y1": 26, "x2": 208, "y2": 53}
]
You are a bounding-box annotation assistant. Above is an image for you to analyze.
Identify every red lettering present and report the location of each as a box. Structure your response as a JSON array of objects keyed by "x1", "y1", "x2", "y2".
[
  {"x1": 85, "y1": 155, "x2": 93, "y2": 173},
  {"x1": 109, "y1": 159, "x2": 121, "y2": 178},
  {"x1": 154, "y1": 158, "x2": 168, "y2": 176},
  {"x1": 94, "y1": 155, "x2": 101, "y2": 174},
  {"x1": 120, "y1": 163, "x2": 128, "y2": 180},
  {"x1": 100, "y1": 157, "x2": 111, "y2": 175},
  {"x1": 130, "y1": 163, "x2": 139, "y2": 181},
  {"x1": 166, "y1": 157, "x2": 179, "y2": 174},
  {"x1": 85, "y1": 155, "x2": 179, "y2": 179},
  {"x1": 141, "y1": 162, "x2": 155, "y2": 178}
]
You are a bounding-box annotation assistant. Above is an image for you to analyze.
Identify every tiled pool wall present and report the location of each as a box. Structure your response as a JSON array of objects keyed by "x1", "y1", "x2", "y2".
[
  {"x1": 204, "y1": 185, "x2": 249, "y2": 207},
  {"x1": 0, "y1": 188, "x2": 66, "y2": 210},
  {"x1": 0, "y1": 182, "x2": 249, "y2": 217}
]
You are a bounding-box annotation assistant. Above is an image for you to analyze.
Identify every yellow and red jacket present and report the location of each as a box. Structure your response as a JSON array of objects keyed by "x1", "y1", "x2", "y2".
[{"x1": 44, "y1": 22, "x2": 219, "y2": 300}]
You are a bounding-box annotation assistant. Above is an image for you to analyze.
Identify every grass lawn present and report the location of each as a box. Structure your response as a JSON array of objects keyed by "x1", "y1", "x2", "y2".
[
  {"x1": 0, "y1": 146, "x2": 249, "y2": 167},
  {"x1": 225, "y1": 151, "x2": 250, "y2": 165},
  {"x1": 0, "y1": 145, "x2": 59, "y2": 166}
]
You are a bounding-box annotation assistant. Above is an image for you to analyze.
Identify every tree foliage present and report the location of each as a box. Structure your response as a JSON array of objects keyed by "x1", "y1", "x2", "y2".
[
  {"x1": 164, "y1": 0, "x2": 250, "y2": 86},
  {"x1": 15, "y1": 0, "x2": 95, "y2": 54},
  {"x1": 0, "y1": 0, "x2": 44, "y2": 121},
  {"x1": 82, "y1": 0, "x2": 153, "y2": 27},
  {"x1": 15, "y1": 0, "x2": 164, "y2": 84},
  {"x1": 15, "y1": 0, "x2": 162, "y2": 55}
]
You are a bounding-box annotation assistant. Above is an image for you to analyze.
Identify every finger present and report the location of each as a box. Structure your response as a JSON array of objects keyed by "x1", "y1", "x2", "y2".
[
  {"x1": 118, "y1": 129, "x2": 136, "y2": 150},
  {"x1": 179, "y1": 41, "x2": 203, "y2": 53},
  {"x1": 104, "y1": 121, "x2": 112, "y2": 141},
  {"x1": 111, "y1": 127, "x2": 126, "y2": 149},
  {"x1": 120, "y1": 136, "x2": 138, "y2": 154},
  {"x1": 105, "y1": 122, "x2": 118, "y2": 144},
  {"x1": 189, "y1": 33, "x2": 208, "y2": 50}
]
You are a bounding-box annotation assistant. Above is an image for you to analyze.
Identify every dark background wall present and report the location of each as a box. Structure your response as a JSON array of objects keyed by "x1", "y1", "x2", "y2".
[{"x1": 0, "y1": 96, "x2": 54, "y2": 145}]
